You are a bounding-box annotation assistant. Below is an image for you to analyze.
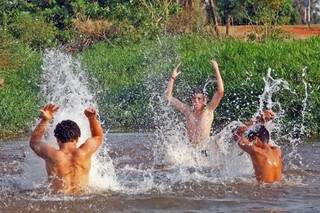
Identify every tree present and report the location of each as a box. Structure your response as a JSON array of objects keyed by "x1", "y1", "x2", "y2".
[
  {"x1": 217, "y1": 0, "x2": 245, "y2": 25},
  {"x1": 242, "y1": 0, "x2": 299, "y2": 25}
]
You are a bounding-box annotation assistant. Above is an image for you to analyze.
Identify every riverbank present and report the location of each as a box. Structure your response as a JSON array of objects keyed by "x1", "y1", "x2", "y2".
[
  {"x1": 81, "y1": 35, "x2": 320, "y2": 135},
  {"x1": 1, "y1": 34, "x2": 320, "y2": 139}
]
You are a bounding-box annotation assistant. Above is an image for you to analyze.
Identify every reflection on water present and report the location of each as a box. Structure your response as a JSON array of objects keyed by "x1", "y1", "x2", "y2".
[{"x1": 0, "y1": 135, "x2": 320, "y2": 212}]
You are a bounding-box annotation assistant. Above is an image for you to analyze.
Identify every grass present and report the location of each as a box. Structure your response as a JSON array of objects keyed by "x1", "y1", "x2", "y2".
[
  {"x1": 0, "y1": 33, "x2": 319, "y2": 138},
  {"x1": 0, "y1": 35, "x2": 42, "y2": 138},
  {"x1": 81, "y1": 34, "x2": 320, "y2": 135}
]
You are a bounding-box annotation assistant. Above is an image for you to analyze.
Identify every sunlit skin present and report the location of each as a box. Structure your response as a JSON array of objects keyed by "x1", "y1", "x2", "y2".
[
  {"x1": 234, "y1": 110, "x2": 282, "y2": 183},
  {"x1": 29, "y1": 104, "x2": 104, "y2": 195},
  {"x1": 244, "y1": 109, "x2": 276, "y2": 126},
  {"x1": 166, "y1": 60, "x2": 224, "y2": 146}
]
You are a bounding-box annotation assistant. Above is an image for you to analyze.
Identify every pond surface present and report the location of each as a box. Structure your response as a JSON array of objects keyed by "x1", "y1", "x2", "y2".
[{"x1": 0, "y1": 133, "x2": 319, "y2": 212}]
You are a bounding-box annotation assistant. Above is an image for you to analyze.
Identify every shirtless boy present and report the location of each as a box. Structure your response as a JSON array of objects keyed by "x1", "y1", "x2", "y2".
[
  {"x1": 234, "y1": 110, "x2": 282, "y2": 183},
  {"x1": 29, "y1": 103, "x2": 103, "y2": 194},
  {"x1": 165, "y1": 60, "x2": 224, "y2": 146}
]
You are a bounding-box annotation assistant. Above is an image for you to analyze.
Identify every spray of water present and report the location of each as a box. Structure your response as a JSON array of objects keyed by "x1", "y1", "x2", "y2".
[
  {"x1": 16, "y1": 46, "x2": 311, "y2": 196},
  {"x1": 144, "y1": 43, "x2": 311, "y2": 187},
  {"x1": 139, "y1": 41, "x2": 253, "y2": 186},
  {"x1": 21, "y1": 49, "x2": 119, "y2": 192},
  {"x1": 285, "y1": 67, "x2": 310, "y2": 168}
]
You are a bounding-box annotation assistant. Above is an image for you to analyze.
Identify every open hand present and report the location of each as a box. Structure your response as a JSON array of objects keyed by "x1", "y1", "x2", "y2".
[
  {"x1": 171, "y1": 63, "x2": 181, "y2": 79},
  {"x1": 262, "y1": 109, "x2": 275, "y2": 122},
  {"x1": 234, "y1": 126, "x2": 247, "y2": 141},
  {"x1": 258, "y1": 109, "x2": 275, "y2": 123},
  {"x1": 84, "y1": 107, "x2": 97, "y2": 119},
  {"x1": 40, "y1": 104, "x2": 59, "y2": 121},
  {"x1": 210, "y1": 59, "x2": 219, "y2": 70}
]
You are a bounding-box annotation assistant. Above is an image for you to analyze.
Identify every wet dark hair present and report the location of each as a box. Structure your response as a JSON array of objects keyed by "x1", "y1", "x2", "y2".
[
  {"x1": 191, "y1": 88, "x2": 207, "y2": 98},
  {"x1": 54, "y1": 120, "x2": 81, "y2": 143},
  {"x1": 247, "y1": 125, "x2": 270, "y2": 143}
]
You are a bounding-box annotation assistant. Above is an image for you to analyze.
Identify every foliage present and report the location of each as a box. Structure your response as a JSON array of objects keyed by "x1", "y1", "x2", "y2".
[
  {"x1": 216, "y1": 0, "x2": 300, "y2": 25},
  {"x1": 8, "y1": 13, "x2": 57, "y2": 49},
  {"x1": 216, "y1": 0, "x2": 245, "y2": 25},
  {"x1": 0, "y1": 32, "x2": 42, "y2": 138},
  {"x1": 244, "y1": 0, "x2": 299, "y2": 25},
  {"x1": 80, "y1": 35, "x2": 320, "y2": 135}
]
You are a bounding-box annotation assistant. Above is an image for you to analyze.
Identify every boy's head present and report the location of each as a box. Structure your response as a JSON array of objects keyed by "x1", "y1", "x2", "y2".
[
  {"x1": 247, "y1": 125, "x2": 270, "y2": 144},
  {"x1": 191, "y1": 88, "x2": 207, "y2": 111},
  {"x1": 54, "y1": 120, "x2": 81, "y2": 143}
]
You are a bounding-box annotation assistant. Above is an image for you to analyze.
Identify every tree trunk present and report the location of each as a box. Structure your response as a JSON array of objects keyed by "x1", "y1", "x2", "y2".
[
  {"x1": 206, "y1": 0, "x2": 220, "y2": 37},
  {"x1": 177, "y1": 0, "x2": 194, "y2": 8},
  {"x1": 226, "y1": 15, "x2": 231, "y2": 36}
]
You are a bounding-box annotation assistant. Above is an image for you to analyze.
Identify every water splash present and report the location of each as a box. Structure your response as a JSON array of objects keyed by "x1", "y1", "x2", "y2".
[
  {"x1": 258, "y1": 69, "x2": 290, "y2": 112},
  {"x1": 139, "y1": 43, "x2": 253, "y2": 186},
  {"x1": 285, "y1": 67, "x2": 310, "y2": 168},
  {"x1": 15, "y1": 46, "x2": 312, "y2": 196},
  {"x1": 22, "y1": 49, "x2": 119, "y2": 192},
  {"x1": 300, "y1": 67, "x2": 309, "y2": 137}
]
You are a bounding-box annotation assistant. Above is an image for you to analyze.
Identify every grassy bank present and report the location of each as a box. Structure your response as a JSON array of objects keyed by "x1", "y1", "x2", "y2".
[
  {"x1": 0, "y1": 34, "x2": 42, "y2": 138},
  {"x1": 0, "y1": 34, "x2": 319, "y2": 139},
  {"x1": 81, "y1": 35, "x2": 320, "y2": 135}
]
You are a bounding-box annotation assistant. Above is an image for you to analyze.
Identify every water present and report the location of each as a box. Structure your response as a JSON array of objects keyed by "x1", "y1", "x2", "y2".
[
  {"x1": 1, "y1": 49, "x2": 319, "y2": 212},
  {"x1": 0, "y1": 136, "x2": 319, "y2": 212},
  {"x1": 23, "y1": 49, "x2": 119, "y2": 191}
]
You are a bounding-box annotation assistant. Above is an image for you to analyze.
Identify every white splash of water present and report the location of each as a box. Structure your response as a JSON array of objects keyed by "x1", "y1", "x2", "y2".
[
  {"x1": 300, "y1": 67, "x2": 309, "y2": 137},
  {"x1": 285, "y1": 68, "x2": 310, "y2": 167},
  {"x1": 257, "y1": 69, "x2": 289, "y2": 116},
  {"x1": 139, "y1": 45, "x2": 253, "y2": 186},
  {"x1": 22, "y1": 49, "x2": 119, "y2": 192}
]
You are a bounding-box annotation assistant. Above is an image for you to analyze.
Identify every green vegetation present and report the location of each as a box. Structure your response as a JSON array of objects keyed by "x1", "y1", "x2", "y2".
[
  {"x1": 0, "y1": 1, "x2": 319, "y2": 138},
  {"x1": 0, "y1": 0, "x2": 305, "y2": 48},
  {"x1": 0, "y1": 33, "x2": 42, "y2": 138},
  {"x1": 81, "y1": 35, "x2": 320, "y2": 134}
]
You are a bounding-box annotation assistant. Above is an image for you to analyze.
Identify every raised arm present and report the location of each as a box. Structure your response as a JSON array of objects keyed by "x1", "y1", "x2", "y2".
[
  {"x1": 234, "y1": 126, "x2": 254, "y2": 154},
  {"x1": 165, "y1": 63, "x2": 191, "y2": 115},
  {"x1": 29, "y1": 104, "x2": 59, "y2": 160},
  {"x1": 244, "y1": 109, "x2": 276, "y2": 126},
  {"x1": 207, "y1": 60, "x2": 224, "y2": 111},
  {"x1": 79, "y1": 107, "x2": 104, "y2": 156}
]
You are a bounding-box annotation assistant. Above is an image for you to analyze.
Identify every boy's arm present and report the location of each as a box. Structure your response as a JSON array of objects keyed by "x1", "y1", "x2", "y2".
[
  {"x1": 79, "y1": 107, "x2": 104, "y2": 156},
  {"x1": 207, "y1": 60, "x2": 224, "y2": 111},
  {"x1": 29, "y1": 104, "x2": 59, "y2": 160},
  {"x1": 234, "y1": 126, "x2": 254, "y2": 154},
  {"x1": 165, "y1": 63, "x2": 191, "y2": 115}
]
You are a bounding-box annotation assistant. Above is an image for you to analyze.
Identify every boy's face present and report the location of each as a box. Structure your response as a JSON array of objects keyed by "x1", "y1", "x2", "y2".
[{"x1": 191, "y1": 93, "x2": 207, "y2": 111}]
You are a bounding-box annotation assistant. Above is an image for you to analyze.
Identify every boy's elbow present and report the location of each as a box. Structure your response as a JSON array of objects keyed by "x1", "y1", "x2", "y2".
[
  {"x1": 29, "y1": 141, "x2": 33, "y2": 149},
  {"x1": 29, "y1": 138, "x2": 35, "y2": 148},
  {"x1": 29, "y1": 140, "x2": 39, "y2": 152},
  {"x1": 217, "y1": 90, "x2": 224, "y2": 98},
  {"x1": 95, "y1": 136, "x2": 104, "y2": 145},
  {"x1": 165, "y1": 94, "x2": 172, "y2": 103}
]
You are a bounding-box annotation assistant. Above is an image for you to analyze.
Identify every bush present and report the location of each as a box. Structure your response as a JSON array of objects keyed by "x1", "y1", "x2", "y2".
[
  {"x1": 9, "y1": 13, "x2": 57, "y2": 49},
  {"x1": 73, "y1": 18, "x2": 118, "y2": 40}
]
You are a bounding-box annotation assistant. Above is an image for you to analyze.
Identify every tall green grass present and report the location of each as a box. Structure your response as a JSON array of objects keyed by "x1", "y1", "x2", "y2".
[
  {"x1": 0, "y1": 34, "x2": 319, "y2": 138},
  {"x1": 0, "y1": 37, "x2": 42, "y2": 138},
  {"x1": 81, "y1": 35, "x2": 320, "y2": 135}
]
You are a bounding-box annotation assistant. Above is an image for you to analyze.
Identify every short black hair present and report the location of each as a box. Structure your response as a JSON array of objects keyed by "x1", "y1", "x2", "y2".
[
  {"x1": 54, "y1": 120, "x2": 81, "y2": 143},
  {"x1": 191, "y1": 88, "x2": 207, "y2": 97},
  {"x1": 247, "y1": 125, "x2": 270, "y2": 143}
]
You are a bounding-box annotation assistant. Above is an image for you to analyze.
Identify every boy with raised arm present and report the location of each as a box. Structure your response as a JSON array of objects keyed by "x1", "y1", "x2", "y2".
[
  {"x1": 29, "y1": 103, "x2": 104, "y2": 194},
  {"x1": 234, "y1": 110, "x2": 282, "y2": 183},
  {"x1": 165, "y1": 60, "x2": 224, "y2": 146}
]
